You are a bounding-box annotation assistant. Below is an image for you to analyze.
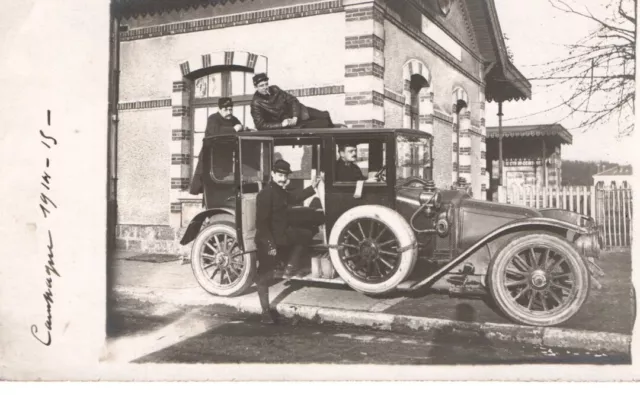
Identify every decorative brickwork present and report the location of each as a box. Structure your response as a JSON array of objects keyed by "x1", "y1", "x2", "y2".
[
  {"x1": 345, "y1": 119, "x2": 385, "y2": 129},
  {"x1": 384, "y1": 89, "x2": 405, "y2": 106},
  {"x1": 180, "y1": 61, "x2": 190, "y2": 76},
  {"x1": 345, "y1": 63, "x2": 385, "y2": 79},
  {"x1": 345, "y1": 34, "x2": 385, "y2": 51},
  {"x1": 172, "y1": 81, "x2": 186, "y2": 92},
  {"x1": 170, "y1": 203, "x2": 181, "y2": 213},
  {"x1": 172, "y1": 129, "x2": 191, "y2": 141},
  {"x1": 433, "y1": 110, "x2": 453, "y2": 124},
  {"x1": 118, "y1": 99, "x2": 172, "y2": 111},
  {"x1": 171, "y1": 177, "x2": 190, "y2": 190},
  {"x1": 171, "y1": 154, "x2": 191, "y2": 165},
  {"x1": 172, "y1": 106, "x2": 188, "y2": 116},
  {"x1": 402, "y1": 59, "x2": 433, "y2": 132},
  {"x1": 120, "y1": 0, "x2": 344, "y2": 41},
  {"x1": 286, "y1": 85, "x2": 344, "y2": 97},
  {"x1": 419, "y1": 114, "x2": 433, "y2": 124}
]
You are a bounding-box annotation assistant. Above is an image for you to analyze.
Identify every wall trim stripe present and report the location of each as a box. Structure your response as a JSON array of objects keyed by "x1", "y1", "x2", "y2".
[
  {"x1": 117, "y1": 99, "x2": 172, "y2": 110},
  {"x1": 119, "y1": 85, "x2": 345, "y2": 111},
  {"x1": 120, "y1": 0, "x2": 344, "y2": 41}
]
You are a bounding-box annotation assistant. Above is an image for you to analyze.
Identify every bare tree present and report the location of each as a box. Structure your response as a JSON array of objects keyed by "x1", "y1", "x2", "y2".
[{"x1": 539, "y1": 0, "x2": 636, "y2": 137}]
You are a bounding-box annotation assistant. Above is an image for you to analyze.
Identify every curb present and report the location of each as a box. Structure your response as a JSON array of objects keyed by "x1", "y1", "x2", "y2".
[{"x1": 113, "y1": 286, "x2": 631, "y2": 355}]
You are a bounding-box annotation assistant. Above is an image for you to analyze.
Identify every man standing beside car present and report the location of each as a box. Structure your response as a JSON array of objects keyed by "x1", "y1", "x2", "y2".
[
  {"x1": 250, "y1": 73, "x2": 334, "y2": 130},
  {"x1": 254, "y1": 159, "x2": 323, "y2": 324},
  {"x1": 189, "y1": 97, "x2": 246, "y2": 195}
]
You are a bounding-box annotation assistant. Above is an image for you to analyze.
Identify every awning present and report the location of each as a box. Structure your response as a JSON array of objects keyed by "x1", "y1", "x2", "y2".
[
  {"x1": 112, "y1": 0, "x2": 244, "y2": 18},
  {"x1": 465, "y1": 0, "x2": 532, "y2": 102},
  {"x1": 486, "y1": 124, "x2": 572, "y2": 145}
]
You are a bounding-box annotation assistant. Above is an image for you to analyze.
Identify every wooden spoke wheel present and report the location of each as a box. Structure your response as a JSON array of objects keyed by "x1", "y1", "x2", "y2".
[
  {"x1": 329, "y1": 205, "x2": 417, "y2": 294},
  {"x1": 488, "y1": 233, "x2": 590, "y2": 326},
  {"x1": 191, "y1": 220, "x2": 256, "y2": 296}
]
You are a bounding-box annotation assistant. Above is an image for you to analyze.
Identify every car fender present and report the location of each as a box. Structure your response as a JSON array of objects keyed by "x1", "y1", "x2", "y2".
[
  {"x1": 411, "y1": 216, "x2": 590, "y2": 290},
  {"x1": 179, "y1": 207, "x2": 235, "y2": 245}
]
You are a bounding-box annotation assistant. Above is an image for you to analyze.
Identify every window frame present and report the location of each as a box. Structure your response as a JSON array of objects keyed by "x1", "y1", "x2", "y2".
[
  {"x1": 191, "y1": 66, "x2": 256, "y2": 183},
  {"x1": 332, "y1": 135, "x2": 390, "y2": 187},
  {"x1": 395, "y1": 133, "x2": 434, "y2": 182}
]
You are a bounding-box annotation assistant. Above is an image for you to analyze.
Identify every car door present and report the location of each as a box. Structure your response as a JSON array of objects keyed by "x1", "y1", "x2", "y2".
[
  {"x1": 235, "y1": 136, "x2": 273, "y2": 252},
  {"x1": 202, "y1": 136, "x2": 237, "y2": 210},
  {"x1": 323, "y1": 133, "x2": 395, "y2": 236}
]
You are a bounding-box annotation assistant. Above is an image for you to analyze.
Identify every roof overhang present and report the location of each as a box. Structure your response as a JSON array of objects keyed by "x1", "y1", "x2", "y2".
[
  {"x1": 112, "y1": 0, "x2": 245, "y2": 18},
  {"x1": 486, "y1": 124, "x2": 572, "y2": 145},
  {"x1": 465, "y1": 0, "x2": 532, "y2": 102}
]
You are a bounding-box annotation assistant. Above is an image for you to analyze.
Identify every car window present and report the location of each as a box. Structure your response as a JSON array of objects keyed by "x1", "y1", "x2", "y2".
[
  {"x1": 240, "y1": 140, "x2": 271, "y2": 186},
  {"x1": 396, "y1": 134, "x2": 432, "y2": 182},
  {"x1": 334, "y1": 138, "x2": 386, "y2": 184},
  {"x1": 274, "y1": 144, "x2": 314, "y2": 180},
  {"x1": 210, "y1": 140, "x2": 235, "y2": 182}
]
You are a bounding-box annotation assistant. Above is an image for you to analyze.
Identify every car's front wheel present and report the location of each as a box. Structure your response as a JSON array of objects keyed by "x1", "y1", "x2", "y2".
[
  {"x1": 328, "y1": 205, "x2": 417, "y2": 295},
  {"x1": 191, "y1": 219, "x2": 256, "y2": 296},
  {"x1": 488, "y1": 233, "x2": 590, "y2": 326}
]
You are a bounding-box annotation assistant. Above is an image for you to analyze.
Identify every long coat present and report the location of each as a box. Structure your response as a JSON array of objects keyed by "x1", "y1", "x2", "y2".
[
  {"x1": 189, "y1": 112, "x2": 242, "y2": 195},
  {"x1": 250, "y1": 85, "x2": 310, "y2": 130},
  {"x1": 255, "y1": 181, "x2": 316, "y2": 250}
]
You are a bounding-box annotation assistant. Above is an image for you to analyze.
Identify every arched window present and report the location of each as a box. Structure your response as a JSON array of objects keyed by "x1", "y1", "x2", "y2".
[
  {"x1": 191, "y1": 68, "x2": 255, "y2": 163},
  {"x1": 409, "y1": 74, "x2": 429, "y2": 130}
]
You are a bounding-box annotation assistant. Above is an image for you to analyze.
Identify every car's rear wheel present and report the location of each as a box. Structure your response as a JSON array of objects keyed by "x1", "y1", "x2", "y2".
[
  {"x1": 328, "y1": 205, "x2": 417, "y2": 295},
  {"x1": 191, "y1": 219, "x2": 256, "y2": 296},
  {"x1": 488, "y1": 233, "x2": 590, "y2": 326}
]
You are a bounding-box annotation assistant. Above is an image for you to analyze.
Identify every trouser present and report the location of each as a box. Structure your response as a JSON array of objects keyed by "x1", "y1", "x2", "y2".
[{"x1": 299, "y1": 106, "x2": 334, "y2": 128}]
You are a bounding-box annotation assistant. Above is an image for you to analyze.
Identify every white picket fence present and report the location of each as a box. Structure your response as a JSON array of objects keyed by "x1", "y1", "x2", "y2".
[{"x1": 498, "y1": 185, "x2": 633, "y2": 248}]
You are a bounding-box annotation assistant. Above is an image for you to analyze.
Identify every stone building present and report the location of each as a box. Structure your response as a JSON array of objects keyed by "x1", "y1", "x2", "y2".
[
  {"x1": 593, "y1": 165, "x2": 633, "y2": 189},
  {"x1": 109, "y1": 0, "x2": 531, "y2": 253}
]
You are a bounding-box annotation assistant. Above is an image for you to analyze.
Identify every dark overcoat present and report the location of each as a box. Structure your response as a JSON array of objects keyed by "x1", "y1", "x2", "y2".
[{"x1": 255, "y1": 181, "x2": 316, "y2": 250}]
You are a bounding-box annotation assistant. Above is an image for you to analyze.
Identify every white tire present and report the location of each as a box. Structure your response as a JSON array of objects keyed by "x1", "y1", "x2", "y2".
[
  {"x1": 328, "y1": 205, "x2": 417, "y2": 294},
  {"x1": 191, "y1": 220, "x2": 256, "y2": 297}
]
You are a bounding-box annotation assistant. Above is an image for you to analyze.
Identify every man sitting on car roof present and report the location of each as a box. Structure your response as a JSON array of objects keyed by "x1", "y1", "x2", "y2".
[{"x1": 250, "y1": 73, "x2": 334, "y2": 130}]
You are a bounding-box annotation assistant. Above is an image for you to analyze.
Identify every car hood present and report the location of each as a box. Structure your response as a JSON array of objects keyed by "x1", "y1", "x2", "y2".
[{"x1": 441, "y1": 190, "x2": 541, "y2": 219}]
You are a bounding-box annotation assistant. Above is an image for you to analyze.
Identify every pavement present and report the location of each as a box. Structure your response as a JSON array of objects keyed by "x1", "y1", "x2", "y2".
[
  {"x1": 109, "y1": 250, "x2": 635, "y2": 354},
  {"x1": 105, "y1": 295, "x2": 629, "y2": 364}
]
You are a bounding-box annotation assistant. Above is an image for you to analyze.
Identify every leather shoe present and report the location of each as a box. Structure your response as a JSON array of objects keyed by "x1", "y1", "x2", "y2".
[
  {"x1": 260, "y1": 310, "x2": 278, "y2": 325},
  {"x1": 284, "y1": 264, "x2": 298, "y2": 277}
]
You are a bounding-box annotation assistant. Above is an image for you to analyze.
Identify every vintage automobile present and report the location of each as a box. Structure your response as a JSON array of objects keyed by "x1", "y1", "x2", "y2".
[{"x1": 180, "y1": 128, "x2": 604, "y2": 327}]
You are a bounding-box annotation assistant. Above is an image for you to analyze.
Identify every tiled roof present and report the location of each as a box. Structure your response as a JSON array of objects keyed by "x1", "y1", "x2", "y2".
[
  {"x1": 486, "y1": 124, "x2": 572, "y2": 144},
  {"x1": 594, "y1": 165, "x2": 633, "y2": 176}
]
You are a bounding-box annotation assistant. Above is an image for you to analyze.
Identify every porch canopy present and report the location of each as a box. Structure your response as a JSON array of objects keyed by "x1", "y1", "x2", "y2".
[
  {"x1": 465, "y1": 0, "x2": 531, "y2": 102},
  {"x1": 486, "y1": 124, "x2": 573, "y2": 147}
]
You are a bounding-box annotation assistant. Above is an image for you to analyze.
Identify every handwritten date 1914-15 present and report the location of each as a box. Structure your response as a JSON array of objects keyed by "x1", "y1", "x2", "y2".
[{"x1": 31, "y1": 110, "x2": 61, "y2": 347}]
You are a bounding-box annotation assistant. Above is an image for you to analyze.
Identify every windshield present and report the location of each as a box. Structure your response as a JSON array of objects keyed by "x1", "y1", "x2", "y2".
[{"x1": 396, "y1": 133, "x2": 432, "y2": 183}]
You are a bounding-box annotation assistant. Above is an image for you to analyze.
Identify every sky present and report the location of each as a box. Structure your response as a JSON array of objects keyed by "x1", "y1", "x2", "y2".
[{"x1": 486, "y1": 0, "x2": 636, "y2": 164}]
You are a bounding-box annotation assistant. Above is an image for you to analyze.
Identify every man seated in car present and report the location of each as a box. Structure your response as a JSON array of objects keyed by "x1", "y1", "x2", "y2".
[
  {"x1": 335, "y1": 142, "x2": 367, "y2": 182},
  {"x1": 255, "y1": 159, "x2": 323, "y2": 324},
  {"x1": 250, "y1": 73, "x2": 334, "y2": 130}
]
